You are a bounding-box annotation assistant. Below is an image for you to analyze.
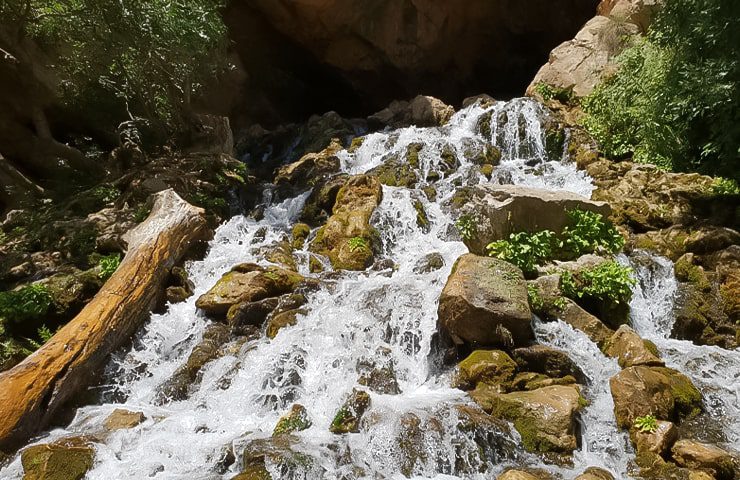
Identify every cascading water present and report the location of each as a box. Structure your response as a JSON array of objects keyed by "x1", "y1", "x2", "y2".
[{"x1": 2, "y1": 98, "x2": 736, "y2": 480}]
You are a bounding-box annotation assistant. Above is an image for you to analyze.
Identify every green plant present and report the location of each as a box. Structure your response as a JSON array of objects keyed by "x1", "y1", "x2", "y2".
[
  {"x1": 553, "y1": 296, "x2": 569, "y2": 311},
  {"x1": 634, "y1": 414, "x2": 658, "y2": 433},
  {"x1": 710, "y1": 177, "x2": 740, "y2": 195},
  {"x1": 455, "y1": 215, "x2": 476, "y2": 241},
  {"x1": 534, "y1": 82, "x2": 574, "y2": 104},
  {"x1": 0, "y1": 284, "x2": 53, "y2": 324},
  {"x1": 487, "y1": 230, "x2": 559, "y2": 275},
  {"x1": 348, "y1": 237, "x2": 369, "y2": 252},
  {"x1": 527, "y1": 284, "x2": 544, "y2": 312},
  {"x1": 560, "y1": 261, "x2": 636, "y2": 306},
  {"x1": 92, "y1": 185, "x2": 119, "y2": 204},
  {"x1": 98, "y1": 253, "x2": 121, "y2": 281},
  {"x1": 37, "y1": 325, "x2": 55, "y2": 344},
  {"x1": 562, "y1": 209, "x2": 625, "y2": 257},
  {"x1": 134, "y1": 204, "x2": 152, "y2": 223}
]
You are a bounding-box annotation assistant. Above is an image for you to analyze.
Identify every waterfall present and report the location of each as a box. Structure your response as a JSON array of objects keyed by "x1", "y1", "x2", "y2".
[{"x1": 2, "y1": 98, "x2": 737, "y2": 479}]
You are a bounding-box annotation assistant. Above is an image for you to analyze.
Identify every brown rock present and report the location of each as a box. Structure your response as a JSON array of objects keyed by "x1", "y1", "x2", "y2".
[
  {"x1": 104, "y1": 409, "x2": 146, "y2": 431},
  {"x1": 631, "y1": 420, "x2": 678, "y2": 456},
  {"x1": 604, "y1": 325, "x2": 664, "y2": 368},
  {"x1": 575, "y1": 466, "x2": 615, "y2": 480},
  {"x1": 266, "y1": 309, "x2": 305, "y2": 339},
  {"x1": 498, "y1": 470, "x2": 552, "y2": 480},
  {"x1": 438, "y1": 254, "x2": 532, "y2": 347},
  {"x1": 21, "y1": 437, "x2": 95, "y2": 480},
  {"x1": 454, "y1": 350, "x2": 517, "y2": 390},
  {"x1": 672, "y1": 440, "x2": 736, "y2": 480}
]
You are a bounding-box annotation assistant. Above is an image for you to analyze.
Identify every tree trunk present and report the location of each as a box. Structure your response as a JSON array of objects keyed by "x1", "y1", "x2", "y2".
[
  {"x1": 0, "y1": 153, "x2": 45, "y2": 210},
  {"x1": 0, "y1": 189, "x2": 211, "y2": 452}
]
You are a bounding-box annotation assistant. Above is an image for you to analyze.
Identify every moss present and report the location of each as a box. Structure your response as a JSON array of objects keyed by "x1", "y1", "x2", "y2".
[
  {"x1": 479, "y1": 163, "x2": 494, "y2": 179},
  {"x1": 422, "y1": 185, "x2": 437, "y2": 201},
  {"x1": 476, "y1": 111, "x2": 493, "y2": 137},
  {"x1": 657, "y1": 367, "x2": 703, "y2": 420},
  {"x1": 406, "y1": 143, "x2": 423, "y2": 168},
  {"x1": 308, "y1": 255, "x2": 324, "y2": 273},
  {"x1": 273, "y1": 405, "x2": 311, "y2": 435},
  {"x1": 347, "y1": 136, "x2": 365, "y2": 153},
  {"x1": 291, "y1": 223, "x2": 311, "y2": 249},
  {"x1": 643, "y1": 339, "x2": 660, "y2": 357},
  {"x1": 674, "y1": 257, "x2": 711, "y2": 292},
  {"x1": 412, "y1": 200, "x2": 429, "y2": 231},
  {"x1": 577, "y1": 395, "x2": 590, "y2": 410}
]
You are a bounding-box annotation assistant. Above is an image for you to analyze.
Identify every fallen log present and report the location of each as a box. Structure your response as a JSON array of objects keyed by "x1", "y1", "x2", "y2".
[{"x1": 0, "y1": 189, "x2": 210, "y2": 452}]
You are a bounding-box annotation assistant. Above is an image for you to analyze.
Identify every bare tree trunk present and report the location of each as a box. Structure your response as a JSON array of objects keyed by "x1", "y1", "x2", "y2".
[{"x1": 0, "y1": 190, "x2": 211, "y2": 452}]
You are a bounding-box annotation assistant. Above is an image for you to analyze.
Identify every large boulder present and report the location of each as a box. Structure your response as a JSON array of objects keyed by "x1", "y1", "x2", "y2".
[
  {"x1": 368, "y1": 95, "x2": 454, "y2": 129},
  {"x1": 454, "y1": 349, "x2": 517, "y2": 390},
  {"x1": 604, "y1": 325, "x2": 664, "y2": 368},
  {"x1": 610, "y1": 366, "x2": 703, "y2": 429},
  {"x1": 575, "y1": 467, "x2": 615, "y2": 480},
  {"x1": 309, "y1": 175, "x2": 383, "y2": 271},
  {"x1": 512, "y1": 345, "x2": 584, "y2": 381},
  {"x1": 438, "y1": 254, "x2": 533, "y2": 347},
  {"x1": 21, "y1": 437, "x2": 95, "y2": 480},
  {"x1": 454, "y1": 184, "x2": 611, "y2": 255},
  {"x1": 473, "y1": 384, "x2": 583, "y2": 453},
  {"x1": 273, "y1": 139, "x2": 343, "y2": 196},
  {"x1": 671, "y1": 440, "x2": 736, "y2": 480},
  {"x1": 630, "y1": 419, "x2": 678, "y2": 456},
  {"x1": 498, "y1": 470, "x2": 554, "y2": 480}
]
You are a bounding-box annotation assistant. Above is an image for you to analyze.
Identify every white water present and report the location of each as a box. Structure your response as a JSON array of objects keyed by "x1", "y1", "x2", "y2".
[{"x1": 1, "y1": 98, "x2": 736, "y2": 479}]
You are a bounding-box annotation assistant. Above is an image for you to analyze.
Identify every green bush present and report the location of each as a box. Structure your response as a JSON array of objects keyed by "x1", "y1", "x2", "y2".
[
  {"x1": 634, "y1": 414, "x2": 658, "y2": 433},
  {"x1": 98, "y1": 253, "x2": 122, "y2": 281},
  {"x1": 0, "y1": 284, "x2": 53, "y2": 324},
  {"x1": 487, "y1": 230, "x2": 559, "y2": 276},
  {"x1": 455, "y1": 215, "x2": 477, "y2": 241},
  {"x1": 581, "y1": 0, "x2": 740, "y2": 180},
  {"x1": 560, "y1": 261, "x2": 636, "y2": 306},
  {"x1": 562, "y1": 209, "x2": 624, "y2": 257}
]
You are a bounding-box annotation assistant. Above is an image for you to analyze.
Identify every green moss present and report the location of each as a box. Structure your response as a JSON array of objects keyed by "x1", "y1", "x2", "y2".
[
  {"x1": 406, "y1": 143, "x2": 423, "y2": 168},
  {"x1": 479, "y1": 164, "x2": 494, "y2": 179},
  {"x1": 291, "y1": 223, "x2": 311, "y2": 249},
  {"x1": 674, "y1": 258, "x2": 711, "y2": 292},
  {"x1": 643, "y1": 339, "x2": 660, "y2": 357},
  {"x1": 347, "y1": 136, "x2": 365, "y2": 153},
  {"x1": 413, "y1": 200, "x2": 429, "y2": 231}
]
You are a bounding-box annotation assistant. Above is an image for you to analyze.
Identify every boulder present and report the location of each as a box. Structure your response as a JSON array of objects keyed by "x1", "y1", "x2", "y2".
[
  {"x1": 630, "y1": 419, "x2": 678, "y2": 456},
  {"x1": 274, "y1": 139, "x2": 342, "y2": 195},
  {"x1": 610, "y1": 366, "x2": 703, "y2": 429},
  {"x1": 266, "y1": 309, "x2": 305, "y2": 339},
  {"x1": 413, "y1": 252, "x2": 445, "y2": 273},
  {"x1": 309, "y1": 175, "x2": 383, "y2": 271},
  {"x1": 498, "y1": 470, "x2": 553, "y2": 480},
  {"x1": 512, "y1": 345, "x2": 584, "y2": 381},
  {"x1": 240, "y1": 434, "x2": 319, "y2": 479},
  {"x1": 454, "y1": 350, "x2": 517, "y2": 390},
  {"x1": 473, "y1": 384, "x2": 583, "y2": 453},
  {"x1": 299, "y1": 174, "x2": 349, "y2": 226},
  {"x1": 329, "y1": 389, "x2": 371, "y2": 434},
  {"x1": 438, "y1": 254, "x2": 533, "y2": 347},
  {"x1": 195, "y1": 265, "x2": 303, "y2": 316},
  {"x1": 21, "y1": 437, "x2": 95, "y2": 480},
  {"x1": 368, "y1": 95, "x2": 454, "y2": 129},
  {"x1": 103, "y1": 409, "x2": 146, "y2": 431},
  {"x1": 356, "y1": 353, "x2": 400, "y2": 395},
  {"x1": 604, "y1": 325, "x2": 664, "y2": 368},
  {"x1": 575, "y1": 467, "x2": 615, "y2": 480},
  {"x1": 671, "y1": 440, "x2": 736, "y2": 480},
  {"x1": 273, "y1": 404, "x2": 312, "y2": 435},
  {"x1": 454, "y1": 184, "x2": 611, "y2": 255},
  {"x1": 597, "y1": 0, "x2": 662, "y2": 32}
]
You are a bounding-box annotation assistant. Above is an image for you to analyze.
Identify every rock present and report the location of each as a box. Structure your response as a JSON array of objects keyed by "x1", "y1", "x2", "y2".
[
  {"x1": 630, "y1": 419, "x2": 678, "y2": 456},
  {"x1": 291, "y1": 223, "x2": 311, "y2": 249},
  {"x1": 413, "y1": 252, "x2": 445, "y2": 273},
  {"x1": 182, "y1": 114, "x2": 234, "y2": 155},
  {"x1": 604, "y1": 325, "x2": 664, "y2": 368},
  {"x1": 227, "y1": 297, "x2": 281, "y2": 327},
  {"x1": 597, "y1": 0, "x2": 662, "y2": 32},
  {"x1": 671, "y1": 440, "x2": 736, "y2": 480},
  {"x1": 274, "y1": 139, "x2": 342, "y2": 195},
  {"x1": 266, "y1": 309, "x2": 305, "y2": 339},
  {"x1": 329, "y1": 389, "x2": 371, "y2": 434},
  {"x1": 240, "y1": 434, "x2": 319, "y2": 479},
  {"x1": 262, "y1": 241, "x2": 297, "y2": 271},
  {"x1": 195, "y1": 265, "x2": 303, "y2": 316},
  {"x1": 273, "y1": 404, "x2": 312, "y2": 435},
  {"x1": 165, "y1": 266, "x2": 195, "y2": 304},
  {"x1": 575, "y1": 467, "x2": 615, "y2": 480},
  {"x1": 509, "y1": 372, "x2": 577, "y2": 391},
  {"x1": 438, "y1": 254, "x2": 532, "y2": 347},
  {"x1": 299, "y1": 174, "x2": 349, "y2": 226},
  {"x1": 368, "y1": 153, "x2": 419, "y2": 188},
  {"x1": 454, "y1": 184, "x2": 611, "y2": 255},
  {"x1": 309, "y1": 175, "x2": 382, "y2": 271},
  {"x1": 368, "y1": 95, "x2": 454, "y2": 129},
  {"x1": 473, "y1": 384, "x2": 583, "y2": 453},
  {"x1": 512, "y1": 345, "x2": 584, "y2": 381},
  {"x1": 497, "y1": 469, "x2": 551, "y2": 480},
  {"x1": 21, "y1": 436, "x2": 95, "y2": 480},
  {"x1": 104, "y1": 409, "x2": 146, "y2": 431},
  {"x1": 527, "y1": 15, "x2": 640, "y2": 100},
  {"x1": 454, "y1": 350, "x2": 517, "y2": 390},
  {"x1": 356, "y1": 353, "x2": 400, "y2": 395},
  {"x1": 684, "y1": 227, "x2": 740, "y2": 255},
  {"x1": 610, "y1": 366, "x2": 703, "y2": 429}
]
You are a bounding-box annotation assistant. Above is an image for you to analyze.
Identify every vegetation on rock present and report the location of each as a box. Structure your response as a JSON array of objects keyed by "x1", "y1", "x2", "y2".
[
  {"x1": 560, "y1": 261, "x2": 636, "y2": 307},
  {"x1": 634, "y1": 414, "x2": 658, "y2": 434}
]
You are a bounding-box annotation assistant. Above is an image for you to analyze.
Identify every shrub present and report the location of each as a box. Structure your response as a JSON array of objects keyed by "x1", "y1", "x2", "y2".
[
  {"x1": 560, "y1": 261, "x2": 636, "y2": 306},
  {"x1": 455, "y1": 215, "x2": 476, "y2": 241},
  {"x1": 98, "y1": 253, "x2": 122, "y2": 281},
  {"x1": 562, "y1": 208, "x2": 625, "y2": 257},
  {"x1": 527, "y1": 284, "x2": 544, "y2": 312},
  {"x1": 634, "y1": 414, "x2": 658, "y2": 433},
  {"x1": 487, "y1": 230, "x2": 559, "y2": 276},
  {"x1": 0, "y1": 284, "x2": 53, "y2": 324},
  {"x1": 711, "y1": 177, "x2": 740, "y2": 195}
]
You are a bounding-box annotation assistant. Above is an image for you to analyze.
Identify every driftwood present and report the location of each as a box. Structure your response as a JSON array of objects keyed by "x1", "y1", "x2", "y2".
[{"x1": 0, "y1": 189, "x2": 210, "y2": 452}]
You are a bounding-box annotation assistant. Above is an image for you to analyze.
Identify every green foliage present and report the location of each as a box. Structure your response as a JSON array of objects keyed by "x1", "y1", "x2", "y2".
[
  {"x1": 487, "y1": 231, "x2": 559, "y2": 276},
  {"x1": 553, "y1": 296, "x2": 569, "y2": 311},
  {"x1": 582, "y1": 0, "x2": 740, "y2": 180},
  {"x1": 348, "y1": 237, "x2": 369, "y2": 252},
  {"x1": 527, "y1": 284, "x2": 544, "y2": 312},
  {"x1": 560, "y1": 261, "x2": 636, "y2": 306},
  {"x1": 98, "y1": 253, "x2": 121, "y2": 280},
  {"x1": 37, "y1": 324, "x2": 55, "y2": 343},
  {"x1": 455, "y1": 215, "x2": 476, "y2": 241},
  {"x1": 92, "y1": 185, "x2": 119, "y2": 204},
  {"x1": 5, "y1": 0, "x2": 229, "y2": 133},
  {"x1": 634, "y1": 414, "x2": 658, "y2": 433},
  {"x1": 0, "y1": 284, "x2": 53, "y2": 324},
  {"x1": 562, "y1": 209, "x2": 624, "y2": 257},
  {"x1": 534, "y1": 82, "x2": 574, "y2": 104},
  {"x1": 134, "y1": 204, "x2": 152, "y2": 223},
  {"x1": 711, "y1": 177, "x2": 740, "y2": 195}
]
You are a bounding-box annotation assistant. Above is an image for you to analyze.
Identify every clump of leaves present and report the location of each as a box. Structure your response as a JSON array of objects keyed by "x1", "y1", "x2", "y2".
[
  {"x1": 562, "y1": 208, "x2": 625, "y2": 257},
  {"x1": 134, "y1": 204, "x2": 152, "y2": 223},
  {"x1": 534, "y1": 82, "x2": 574, "y2": 104},
  {"x1": 37, "y1": 325, "x2": 54, "y2": 343},
  {"x1": 348, "y1": 237, "x2": 369, "y2": 252},
  {"x1": 710, "y1": 177, "x2": 740, "y2": 195},
  {"x1": 0, "y1": 284, "x2": 53, "y2": 324},
  {"x1": 560, "y1": 261, "x2": 636, "y2": 306},
  {"x1": 455, "y1": 215, "x2": 477, "y2": 241},
  {"x1": 92, "y1": 185, "x2": 120, "y2": 204},
  {"x1": 634, "y1": 414, "x2": 658, "y2": 433},
  {"x1": 487, "y1": 230, "x2": 559, "y2": 276},
  {"x1": 527, "y1": 284, "x2": 544, "y2": 312},
  {"x1": 98, "y1": 253, "x2": 122, "y2": 281}
]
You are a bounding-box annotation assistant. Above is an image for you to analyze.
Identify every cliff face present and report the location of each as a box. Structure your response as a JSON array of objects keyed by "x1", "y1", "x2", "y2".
[{"x1": 222, "y1": 0, "x2": 599, "y2": 125}]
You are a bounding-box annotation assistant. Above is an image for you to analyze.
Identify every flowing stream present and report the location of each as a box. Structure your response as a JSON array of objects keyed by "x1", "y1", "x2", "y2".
[{"x1": 2, "y1": 98, "x2": 737, "y2": 479}]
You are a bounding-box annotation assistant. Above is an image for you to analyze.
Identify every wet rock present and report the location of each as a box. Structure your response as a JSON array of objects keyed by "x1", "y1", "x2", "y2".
[
  {"x1": 454, "y1": 184, "x2": 610, "y2": 255},
  {"x1": 454, "y1": 349, "x2": 517, "y2": 390},
  {"x1": 273, "y1": 404, "x2": 312, "y2": 435},
  {"x1": 368, "y1": 153, "x2": 419, "y2": 188},
  {"x1": 165, "y1": 266, "x2": 195, "y2": 304},
  {"x1": 103, "y1": 409, "x2": 146, "y2": 431},
  {"x1": 684, "y1": 227, "x2": 740, "y2": 255},
  {"x1": 227, "y1": 297, "x2": 281, "y2": 327},
  {"x1": 299, "y1": 174, "x2": 349, "y2": 226},
  {"x1": 21, "y1": 436, "x2": 95, "y2": 480},
  {"x1": 672, "y1": 282, "x2": 737, "y2": 350},
  {"x1": 41, "y1": 268, "x2": 104, "y2": 321},
  {"x1": 610, "y1": 366, "x2": 703, "y2": 429},
  {"x1": 309, "y1": 175, "x2": 383, "y2": 271},
  {"x1": 291, "y1": 223, "x2": 311, "y2": 249},
  {"x1": 473, "y1": 384, "x2": 583, "y2": 453},
  {"x1": 356, "y1": 353, "x2": 400, "y2": 395},
  {"x1": 630, "y1": 419, "x2": 678, "y2": 456},
  {"x1": 274, "y1": 139, "x2": 342, "y2": 195},
  {"x1": 498, "y1": 468, "x2": 555, "y2": 479},
  {"x1": 266, "y1": 309, "x2": 305, "y2": 339},
  {"x1": 240, "y1": 434, "x2": 320, "y2": 479},
  {"x1": 196, "y1": 265, "x2": 304, "y2": 316},
  {"x1": 604, "y1": 325, "x2": 664, "y2": 368},
  {"x1": 438, "y1": 254, "x2": 532, "y2": 348},
  {"x1": 368, "y1": 95, "x2": 454, "y2": 129},
  {"x1": 671, "y1": 440, "x2": 736, "y2": 480},
  {"x1": 575, "y1": 467, "x2": 615, "y2": 480},
  {"x1": 262, "y1": 241, "x2": 297, "y2": 271},
  {"x1": 329, "y1": 389, "x2": 371, "y2": 434},
  {"x1": 413, "y1": 252, "x2": 445, "y2": 273},
  {"x1": 512, "y1": 345, "x2": 584, "y2": 381}
]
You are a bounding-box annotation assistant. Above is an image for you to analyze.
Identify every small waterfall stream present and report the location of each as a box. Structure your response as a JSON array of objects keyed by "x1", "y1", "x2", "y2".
[{"x1": 1, "y1": 98, "x2": 737, "y2": 479}]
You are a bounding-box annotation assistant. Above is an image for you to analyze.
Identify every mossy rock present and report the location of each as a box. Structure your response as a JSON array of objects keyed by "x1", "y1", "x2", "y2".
[
  {"x1": 413, "y1": 200, "x2": 430, "y2": 232},
  {"x1": 291, "y1": 223, "x2": 311, "y2": 249},
  {"x1": 273, "y1": 404, "x2": 312, "y2": 435},
  {"x1": 454, "y1": 349, "x2": 517, "y2": 390},
  {"x1": 329, "y1": 389, "x2": 371, "y2": 434},
  {"x1": 21, "y1": 437, "x2": 95, "y2": 480},
  {"x1": 368, "y1": 156, "x2": 418, "y2": 188}
]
